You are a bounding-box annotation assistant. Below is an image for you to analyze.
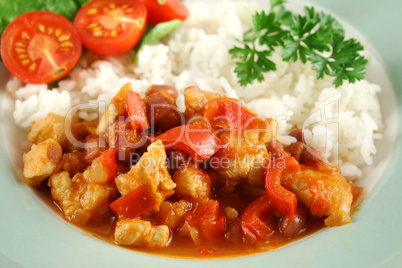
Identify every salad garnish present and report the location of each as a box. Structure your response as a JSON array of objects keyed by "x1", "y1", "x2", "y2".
[{"x1": 0, "y1": 0, "x2": 188, "y2": 84}]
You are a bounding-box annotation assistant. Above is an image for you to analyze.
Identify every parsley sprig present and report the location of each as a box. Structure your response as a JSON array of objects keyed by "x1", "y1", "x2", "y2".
[{"x1": 229, "y1": 0, "x2": 368, "y2": 87}]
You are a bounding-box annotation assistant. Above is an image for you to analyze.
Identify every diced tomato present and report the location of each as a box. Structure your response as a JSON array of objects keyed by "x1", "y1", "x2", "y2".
[
  {"x1": 135, "y1": 0, "x2": 189, "y2": 25},
  {"x1": 199, "y1": 247, "x2": 216, "y2": 255},
  {"x1": 109, "y1": 184, "x2": 157, "y2": 219},
  {"x1": 241, "y1": 194, "x2": 274, "y2": 243},
  {"x1": 1, "y1": 11, "x2": 82, "y2": 84},
  {"x1": 150, "y1": 125, "x2": 223, "y2": 160},
  {"x1": 187, "y1": 200, "x2": 225, "y2": 243},
  {"x1": 203, "y1": 97, "x2": 259, "y2": 135},
  {"x1": 201, "y1": 215, "x2": 225, "y2": 243},
  {"x1": 100, "y1": 147, "x2": 117, "y2": 182},
  {"x1": 125, "y1": 90, "x2": 150, "y2": 131},
  {"x1": 265, "y1": 155, "x2": 299, "y2": 220},
  {"x1": 74, "y1": 0, "x2": 147, "y2": 56}
]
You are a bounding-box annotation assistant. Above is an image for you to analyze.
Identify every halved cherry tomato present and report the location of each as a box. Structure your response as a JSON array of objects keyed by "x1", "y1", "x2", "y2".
[
  {"x1": 135, "y1": 0, "x2": 189, "y2": 25},
  {"x1": 1, "y1": 11, "x2": 82, "y2": 84},
  {"x1": 74, "y1": 0, "x2": 147, "y2": 56}
]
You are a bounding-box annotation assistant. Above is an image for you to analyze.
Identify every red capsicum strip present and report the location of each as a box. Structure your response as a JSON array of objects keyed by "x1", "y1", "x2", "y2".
[
  {"x1": 265, "y1": 155, "x2": 300, "y2": 220},
  {"x1": 241, "y1": 194, "x2": 274, "y2": 242},
  {"x1": 125, "y1": 90, "x2": 150, "y2": 132},
  {"x1": 150, "y1": 125, "x2": 223, "y2": 159},
  {"x1": 203, "y1": 97, "x2": 259, "y2": 134},
  {"x1": 100, "y1": 147, "x2": 117, "y2": 182},
  {"x1": 109, "y1": 184, "x2": 157, "y2": 219}
]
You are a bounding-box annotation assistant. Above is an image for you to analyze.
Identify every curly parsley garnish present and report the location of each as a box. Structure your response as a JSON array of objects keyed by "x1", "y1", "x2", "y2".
[{"x1": 229, "y1": 0, "x2": 368, "y2": 87}]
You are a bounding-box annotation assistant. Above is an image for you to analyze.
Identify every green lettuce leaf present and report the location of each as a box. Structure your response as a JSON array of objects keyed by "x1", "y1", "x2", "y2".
[{"x1": 0, "y1": 0, "x2": 80, "y2": 35}]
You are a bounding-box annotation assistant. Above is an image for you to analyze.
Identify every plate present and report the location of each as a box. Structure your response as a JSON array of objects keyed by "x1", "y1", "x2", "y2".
[{"x1": 1, "y1": 0, "x2": 401, "y2": 267}]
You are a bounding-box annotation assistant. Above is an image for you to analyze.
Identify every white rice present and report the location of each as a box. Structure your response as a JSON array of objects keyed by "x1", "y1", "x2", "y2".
[{"x1": 9, "y1": 1, "x2": 383, "y2": 180}]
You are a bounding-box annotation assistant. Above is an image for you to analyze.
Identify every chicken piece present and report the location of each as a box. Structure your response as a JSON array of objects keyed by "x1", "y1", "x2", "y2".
[
  {"x1": 115, "y1": 140, "x2": 176, "y2": 210},
  {"x1": 218, "y1": 152, "x2": 269, "y2": 191},
  {"x1": 59, "y1": 152, "x2": 87, "y2": 177},
  {"x1": 48, "y1": 171, "x2": 116, "y2": 226},
  {"x1": 83, "y1": 156, "x2": 110, "y2": 184},
  {"x1": 105, "y1": 120, "x2": 142, "y2": 163},
  {"x1": 154, "y1": 200, "x2": 193, "y2": 229},
  {"x1": 209, "y1": 117, "x2": 278, "y2": 192},
  {"x1": 282, "y1": 169, "x2": 353, "y2": 226},
  {"x1": 27, "y1": 112, "x2": 80, "y2": 152},
  {"x1": 23, "y1": 138, "x2": 62, "y2": 187},
  {"x1": 212, "y1": 130, "x2": 270, "y2": 192},
  {"x1": 114, "y1": 219, "x2": 170, "y2": 249},
  {"x1": 70, "y1": 118, "x2": 98, "y2": 138},
  {"x1": 244, "y1": 117, "x2": 278, "y2": 145},
  {"x1": 97, "y1": 83, "x2": 131, "y2": 136},
  {"x1": 83, "y1": 135, "x2": 106, "y2": 165},
  {"x1": 183, "y1": 86, "x2": 220, "y2": 121},
  {"x1": 144, "y1": 90, "x2": 183, "y2": 132},
  {"x1": 172, "y1": 164, "x2": 211, "y2": 202}
]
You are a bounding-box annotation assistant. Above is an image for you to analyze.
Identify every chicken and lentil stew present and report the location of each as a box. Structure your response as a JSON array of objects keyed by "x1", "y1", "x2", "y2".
[{"x1": 22, "y1": 83, "x2": 362, "y2": 257}]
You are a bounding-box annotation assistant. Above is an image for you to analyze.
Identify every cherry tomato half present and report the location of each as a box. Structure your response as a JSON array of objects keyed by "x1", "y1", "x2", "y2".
[
  {"x1": 136, "y1": 0, "x2": 189, "y2": 25},
  {"x1": 74, "y1": 0, "x2": 147, "y2": 56},
  {"x1": 1, "y1": 11, "x2": 82, "y2": 84}
]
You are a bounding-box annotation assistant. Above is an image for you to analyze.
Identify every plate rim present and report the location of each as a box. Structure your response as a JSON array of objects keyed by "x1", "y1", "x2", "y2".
[{"x1": 1, "y1": 0, "x2": 402, "y2": 267}]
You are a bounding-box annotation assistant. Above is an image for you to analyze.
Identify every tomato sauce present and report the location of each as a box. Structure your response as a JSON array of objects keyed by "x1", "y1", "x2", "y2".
[
  {"x1": 24, "y1": 84, "x2": 360, "y2": 259},
  {"x1": 35, "y1": 181, "x2": 325, "y2": 259}
]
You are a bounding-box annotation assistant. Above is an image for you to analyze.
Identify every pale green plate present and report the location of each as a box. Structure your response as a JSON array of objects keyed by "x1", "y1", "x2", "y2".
[{"x1": 1, "y1": 0, "x2": 401, "y2": 267}]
